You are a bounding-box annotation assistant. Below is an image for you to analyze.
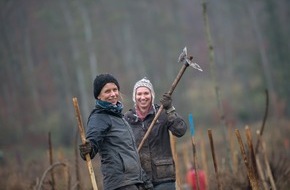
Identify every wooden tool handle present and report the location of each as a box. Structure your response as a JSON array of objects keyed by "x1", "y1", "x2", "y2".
[{"x1": 72, "y1": 97, "x2": 98, "y2": 190}]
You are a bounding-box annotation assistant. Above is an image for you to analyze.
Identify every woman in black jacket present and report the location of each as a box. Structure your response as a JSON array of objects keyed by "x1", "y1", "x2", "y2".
[{"x1": 79, "y1": 74, "x2": 152, "y2": 190}]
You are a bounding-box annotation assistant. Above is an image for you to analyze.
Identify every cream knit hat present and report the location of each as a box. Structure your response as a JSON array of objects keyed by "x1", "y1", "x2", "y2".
[{"x1": 132, "y1": 77, "x2": 155, "y2": 104}]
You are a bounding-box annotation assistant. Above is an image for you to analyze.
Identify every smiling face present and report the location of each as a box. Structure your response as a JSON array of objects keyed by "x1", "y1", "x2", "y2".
[
  {"x1": 135, "y1": 86, "x2": 152, "y2": 110},
  {"x1": 97, "y1": 83, "x2": 119, "y2": 105}
]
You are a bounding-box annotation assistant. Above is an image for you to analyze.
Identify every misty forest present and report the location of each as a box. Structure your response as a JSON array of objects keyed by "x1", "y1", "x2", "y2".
[{"x1": 0, "y1": 0, "x2": 290, "y2": 189}]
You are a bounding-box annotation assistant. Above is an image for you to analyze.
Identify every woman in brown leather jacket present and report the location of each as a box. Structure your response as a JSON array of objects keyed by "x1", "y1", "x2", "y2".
[{"x1": 124, "y1": 77, "x2": 187, "y2": 190}]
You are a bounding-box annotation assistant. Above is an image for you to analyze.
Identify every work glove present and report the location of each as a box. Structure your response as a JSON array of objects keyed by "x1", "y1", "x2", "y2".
[
  {"x1": 160, "y1": 92, "x2": 172, "y2": 110},
  {"x1": 79, "y1": 139, "x2": 92, "y2": 159}
]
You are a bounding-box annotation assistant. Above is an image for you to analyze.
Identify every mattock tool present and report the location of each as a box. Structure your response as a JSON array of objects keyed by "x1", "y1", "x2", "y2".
[{"x1": 138, "y1": 47, "x2": 203, "y2": 151}]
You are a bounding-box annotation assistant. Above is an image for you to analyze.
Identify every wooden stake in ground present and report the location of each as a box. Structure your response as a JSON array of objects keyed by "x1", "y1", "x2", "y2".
[
  {"x1": 188, "y1": 113, "x2": 200, "y2": 190},
  {"x1": 208, "y1": 129, "x2": 222, "y2": 190},
  {"x1": 257, "y1": 131, "x2": 277, "y2": 190},
  {"x1": 245, "y1": 126, "x2": 259, "y2": 180},
  {"x1": 72, "y1": 97, "x2": 98, "y2": 190},
  {"x1": 182, "y1": 142, "x2": 190, "y2": 169},
  {"x1": 235, "y1": 129, "x2": 260, "y2": 190},
  {"x1": 255, "y1": 89, "x2": 269, "y2": 154},
  {"x1": 169, "y1": 132, "x2": 181, "y2": 190},
  {"x1": 74, "y1": 127, "x2": 81, "y2": 190},
  {"x1": 199, "y1": 132, "x2": 209, "y2": 188},
  {"x1": 48, "y1": 132, "x2": 55, "y2": 190},
  {"x1": 255, "y1": 154, "x2": 268, "y2": 190}
]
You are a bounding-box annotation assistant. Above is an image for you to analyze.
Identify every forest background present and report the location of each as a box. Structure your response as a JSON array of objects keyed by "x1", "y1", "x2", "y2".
[{"x1": 0, "y1": 0, "x2": 289, "y2": 189}]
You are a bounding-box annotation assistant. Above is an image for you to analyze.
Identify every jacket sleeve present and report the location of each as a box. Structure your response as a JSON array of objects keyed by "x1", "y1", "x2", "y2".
[
  {"x1": 85, "y1": 113, "x2": 111, "y2": 159},
  {"x1": 167, "y1": 111, "x2": 187, "y2": 137}
]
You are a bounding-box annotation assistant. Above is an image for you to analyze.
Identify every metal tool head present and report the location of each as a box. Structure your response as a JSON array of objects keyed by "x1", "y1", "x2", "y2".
[{"x1": 178, "y1": 47, "x2": 203, "y2": 72}]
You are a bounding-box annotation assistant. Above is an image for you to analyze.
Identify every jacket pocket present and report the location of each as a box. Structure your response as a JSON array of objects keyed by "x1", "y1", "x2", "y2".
[
  {"x1": 153, "y1": 158, "x2": 175, "y2": 179},
  {"x1": 119, "y1": 152, "x2": 139, "y2": 174}
]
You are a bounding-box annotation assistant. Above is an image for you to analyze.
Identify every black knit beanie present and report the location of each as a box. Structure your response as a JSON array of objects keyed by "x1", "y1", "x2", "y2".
[{"x1": 93, "y1": 74, "x2": 120, "y2": 99}]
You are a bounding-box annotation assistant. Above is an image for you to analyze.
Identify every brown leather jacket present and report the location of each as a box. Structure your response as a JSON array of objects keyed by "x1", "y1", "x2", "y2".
[{"x1": 124, "y1": 104, "x2": 187, "y2": 185}]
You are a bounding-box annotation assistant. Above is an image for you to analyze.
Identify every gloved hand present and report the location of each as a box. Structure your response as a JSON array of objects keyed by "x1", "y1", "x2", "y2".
[
  {"x1": 160, "y1": 92, "x2": 172, "y2": 110},
  {"x1": 79, "y1": 139, "x2": 92, "y2": 159}
]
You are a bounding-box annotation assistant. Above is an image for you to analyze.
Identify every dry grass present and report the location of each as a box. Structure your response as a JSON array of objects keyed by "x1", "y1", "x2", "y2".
[{"x1": 0, "y1": 119, "x2": 289, "y2": 190}]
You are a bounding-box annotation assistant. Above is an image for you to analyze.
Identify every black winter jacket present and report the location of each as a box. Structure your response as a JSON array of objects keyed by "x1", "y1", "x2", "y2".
[
  {"x1": 124, "y1": 104, "x2": 187, "y2": 185},
  {"x1": 85, "y1": 106, "x2": 147, "y2": 190}
]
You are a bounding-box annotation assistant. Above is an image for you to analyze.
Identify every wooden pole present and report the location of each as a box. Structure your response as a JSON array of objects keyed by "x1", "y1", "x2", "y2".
[
  {"x1": 48, "y1": 132, "x2": 55, "y2": 190},
  {"x1": 188, "y1": 113, "x2": 200, "y2": 190},
  {"x1": 182, "y1": 142, "x2": 190, "y2": 169},
  {"x1": 170, "y1": 132, "x2": 181, "y2": 190},
  {"x1": 235, "y1": 129, "x2": 260, "y2": 190},
  {"x1": 74, "y1": 127, "x2": 81, "y2": 190},
  {"x1": 72, "y1": 97, "x2": 98, "y2": 190},
  {"x1": 200, "y1": 133, "x2": 209, "y2": 189},
  {"x1": 255, "y1": 155, "x2": 269, "y2": 190},
  {"x1": 257, "y1": 131, "x2": 277, "y2": 190},
  {"x1": 245, "y1": 126, "x2": 259, "y2": 180},
  {"x1": 255, "y1": 89, "x2": 269, "y2": 154},
  {"x1": 208, "y1": 129, "x2": 222, "y2": 190}
]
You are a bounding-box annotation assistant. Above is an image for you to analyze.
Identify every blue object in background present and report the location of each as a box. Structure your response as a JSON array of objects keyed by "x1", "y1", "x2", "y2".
[{"x1": 188, "y1": 113, "x2": 195, "y2": 137}]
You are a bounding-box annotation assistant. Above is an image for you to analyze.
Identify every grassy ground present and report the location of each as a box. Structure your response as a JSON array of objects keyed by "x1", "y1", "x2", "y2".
[{"x1": 0, "y1": 118, "x2": 289, "y2": 190}]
